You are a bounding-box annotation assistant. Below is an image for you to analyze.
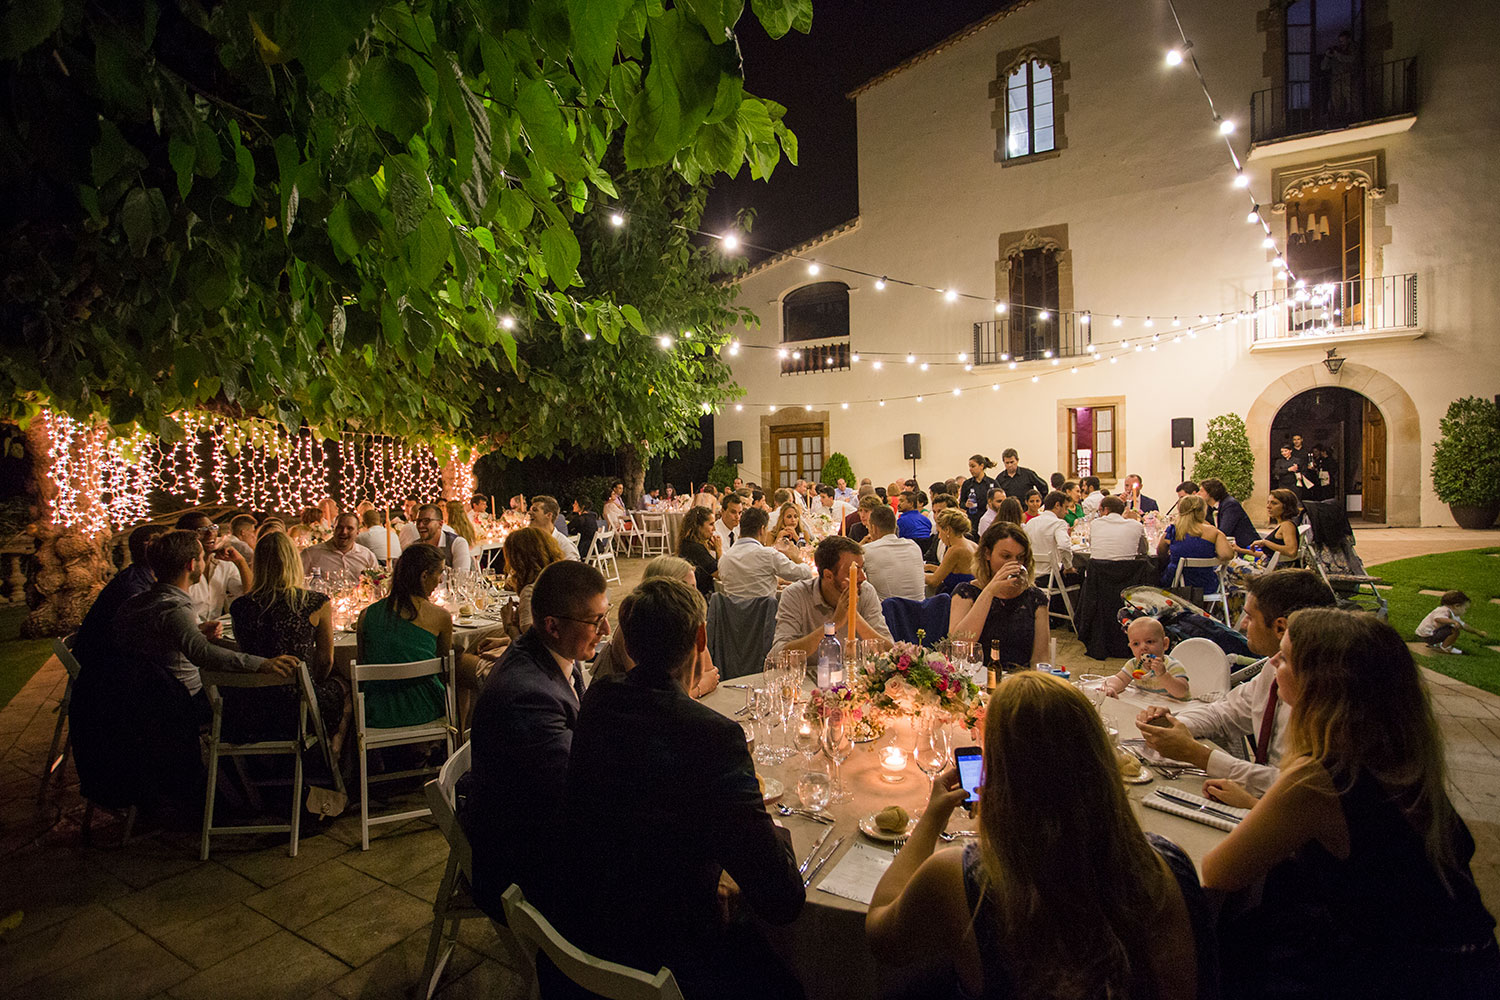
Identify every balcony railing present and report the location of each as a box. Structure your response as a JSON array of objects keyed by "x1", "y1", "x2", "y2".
[
  {"x1": 972, "y1": 310, "x2": 1092, "y2": 365},
  {"x1": 1250, "y1": 272, "x2": 1417, "y2": 343},
  {"x1": 1250, "y1": 57, "x2": 1418, "y2": 145},
  {"x1": 780, "y1": 340, "x2": 851, "y2": 375}
]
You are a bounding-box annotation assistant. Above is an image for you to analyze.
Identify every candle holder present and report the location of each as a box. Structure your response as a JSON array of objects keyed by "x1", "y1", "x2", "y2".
[{"x1": 879, "y1": 745, "x2": 908, "y2": 782}]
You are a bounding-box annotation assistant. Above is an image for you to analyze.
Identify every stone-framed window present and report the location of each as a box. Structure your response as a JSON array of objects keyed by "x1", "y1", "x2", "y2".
[{"x1": 990, "y1": 38, "x2": 1068, "y2": 164}]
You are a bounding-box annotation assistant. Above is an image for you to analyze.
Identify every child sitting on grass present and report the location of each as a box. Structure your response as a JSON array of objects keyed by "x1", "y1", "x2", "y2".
[
  {"x1": 1102, "y1": 617, "x2": 1190, "y2": 700},
  {"x1": 1416, "y1": 590, "x2": 1489, "y2": 655}
]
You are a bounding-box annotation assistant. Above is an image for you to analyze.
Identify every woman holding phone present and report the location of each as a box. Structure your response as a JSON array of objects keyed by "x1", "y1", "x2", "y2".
[{"x1": 949, "y1": 522, "x2": 1049, "y2": 670}]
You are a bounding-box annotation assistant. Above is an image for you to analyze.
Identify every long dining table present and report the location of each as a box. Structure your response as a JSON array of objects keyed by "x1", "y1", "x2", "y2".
[{"x1": 701, "y1": 672, "x2": 1233, "y2": 1000}]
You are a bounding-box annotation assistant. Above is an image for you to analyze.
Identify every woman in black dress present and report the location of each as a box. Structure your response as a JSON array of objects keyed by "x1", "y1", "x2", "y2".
[
  {"x1": 958, "y1": 454, "x2": 997, "y2": 535},
  {"x1": 948, "y1": 521, "x2": 1049, "y2": 670},
  {"x1": 676, "y1": 506, "x2": 720, "y2": 599}
]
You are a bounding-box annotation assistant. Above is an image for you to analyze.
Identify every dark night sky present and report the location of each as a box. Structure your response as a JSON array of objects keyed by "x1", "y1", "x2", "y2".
[{"x1": 704, "y1": 2, "x2": 1007, "y2": 260}]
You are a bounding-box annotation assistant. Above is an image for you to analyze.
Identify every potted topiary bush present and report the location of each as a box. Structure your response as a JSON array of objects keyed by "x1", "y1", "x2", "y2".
[
  {"x1": 1191, "y1": 414, "x2": 1254, "y2": 502},
  {"x1": 705, "y1": 455, "x2": 739, "y2": 490},
  {"x1": 1431, "y1": 396, "x2": 1500, "y2": 529},
  {"x1": 820, "y1": 451, "x2": 856, "y2": 488}
]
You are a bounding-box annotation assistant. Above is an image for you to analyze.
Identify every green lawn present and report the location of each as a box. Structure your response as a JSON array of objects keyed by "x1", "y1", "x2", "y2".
[
  {"x1": 1368, "y1": 547, "x2": 1500, "y2": 696},
  {"x1": 0, "y1": 604, "x2": 56, "y2": 711}
]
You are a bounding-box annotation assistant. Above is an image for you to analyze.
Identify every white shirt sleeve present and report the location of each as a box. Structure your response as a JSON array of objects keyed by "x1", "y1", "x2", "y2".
[
  {"x1": 450, "y1": 535, "x2": 473, "y2": 571},
  {"x1": 1051, "y1": 518, "x2": 1073, "y2": 569},
  {"x1": 771, "y1": 548, "x2": 814, "y2": 583},
  {"x1": 1203, "y1": 749, "x2": 1281, "y2": 797}
]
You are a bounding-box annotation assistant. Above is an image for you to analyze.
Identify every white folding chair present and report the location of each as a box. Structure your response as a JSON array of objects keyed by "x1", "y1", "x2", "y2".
[
  {"x1": 1036, "y1": 555, "x2": 1081, "y2": 633},
  {"x1": 589, "y1": 529, "x2": 621, "y2": 584},
  {"x1": 39, "y1": 634, "x2": 83, "y2": 805},
  {"x1": 1170, "y1": 637, "x2": 1231, "y2": 699},
  {"x1": 1172, "y1": 557, "x2": 1233, "y2": 625},
  {"x1": 351, "y1": 654, "x2": 457, "y2": 850},
  {"x1": 502, "y1": 883, "x2": 685, "y2": 1000},
  {"x1": 617, "y1": 512, "x2": 647, "y2": 557},
  {"x1": 636, "y1": 511, "x2": 670, "y2": 558}
]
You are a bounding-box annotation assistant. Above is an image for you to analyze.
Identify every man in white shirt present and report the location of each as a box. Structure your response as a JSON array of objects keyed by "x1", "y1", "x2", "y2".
[
  {"x1": 833, "y1": 478, "x2": 856, "y2": 505},
  {"x1": 975, "y1": 488, "x2": 1007, "y2": 537},
  {"x1": 812, "y1": 485, "x2": 853, "y2": 535},
  {"x1": 859, "y1": 505, "x2": 926, "y2": 601},
  {"x1": 356, "y1": 509, "x2": 403, "y2": 563},
  {"x1": 303, "y1": 512, "x2": 381, "y2": 579},
  {"x1": 175, "y1": 512, "x2": 251, "y2": 621},
  {"x1": 714, "y1": 492, "x2": 744, "y2": 550},
  {"x1": 1079, "y1": 476, "x2": 1105, "y2": 516},
  {"x1": 717, "y1": 507, "x2": 814, "y2": 599},
  {"x1": 1136, "y1": 570, "x2": 1336, "y2": 797},
  {"x1": 1086, "y1": 495, "x2": 1148, "y2": 560},
  {"x1": 793, "y1": 480, "x2": 813, "y2": 509},
  {"x1": 770, "y1": 536, "x2": 893, "y2": 657},
  {"x1": 529, "y1": 495, "x2": 580, "y2": 561},
  {"x1": 1024, "y1": 491, "x2": 1075, "y2": 583},
  {"x1": 415, "y1": 503, "x2": 475, "y2": 571}
]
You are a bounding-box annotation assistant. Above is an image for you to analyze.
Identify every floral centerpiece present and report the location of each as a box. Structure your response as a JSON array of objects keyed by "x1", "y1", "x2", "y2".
[
  {"x1": 806, "y1": 682, "x2": 885, "y2": 742},
  {"x1": 853, "y1": 641, "x2": 987, "y2": 730}
]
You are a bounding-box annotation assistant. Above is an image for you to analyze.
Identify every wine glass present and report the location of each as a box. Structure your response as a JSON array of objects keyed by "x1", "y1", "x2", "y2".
[
  {"x1": 796, "y1": 765, "x2": 832, "y2": 814},
  {"x1": 793, "y1": 714, "x2": 822, "y2": 761},
  {"x1": 749, "y1": 689, "x2": 777, "y2": 765},
  {"x1": 821, "y1": 707, "x2": 854, "y2": 802},
  {"x1": 774, "y1": 671, "x2": 799, "y2": 763},
  {"x1": 913, "y1": 713, "x2": 951, "y2": 802}
]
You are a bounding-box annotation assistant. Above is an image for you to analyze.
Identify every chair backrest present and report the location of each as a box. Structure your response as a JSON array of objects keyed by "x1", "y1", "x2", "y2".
[
  {"x1": 352, "y1": 656, "x2": 448, "y2": 684},
  {"x1": 1172, "y1": 557, "x2": 1225, "y2": 590},
  {"x1": 706, "y1": 592, "x2": 778, "y2": 679},
  {"x1": 590, "y1": 530, "x2": 615, "y2": 557},
  {"x1": 425, "y1": 741, "x2": 472, "y2": 852},
  {"x1": 880, "y1": 594, "x2": 951, "y2": 646},
  {"x1": 53, "y1": 635, "x2": 84, "y2": 682},
  {"x1": 501, "y1": 884, "x2": 684, "y2": 1000},
  {"x1": 200, "y1": 668, "x2": 298, "y2": 690},
  {"x1": 1171, "y1": 637, "x2": 1231, "y2": 697},
  {"x1": 638, "y1": 511, "x2": 666, "y2": 531}
]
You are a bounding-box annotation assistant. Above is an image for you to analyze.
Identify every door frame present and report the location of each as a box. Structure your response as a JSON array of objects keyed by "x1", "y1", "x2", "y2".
[{"x1": 759, "y1": 411, "x2": 830, "y2": 492}]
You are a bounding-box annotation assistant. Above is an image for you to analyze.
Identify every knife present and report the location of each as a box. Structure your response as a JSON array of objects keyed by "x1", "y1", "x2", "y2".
[
  {"x1": 803, "y1": 835, "x2": 845, "y2": 887},
  {"x1": 1155, "y1": 788, "x2": 1242, "y2": 823},
  {"x1": 797, "y1": 826, "x2": 832, "y2": 875}
]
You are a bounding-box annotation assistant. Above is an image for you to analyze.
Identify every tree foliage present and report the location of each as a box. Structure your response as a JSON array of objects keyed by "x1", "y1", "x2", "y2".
[
  {"x1": 0, "y1": 0, "x2": 804, "y2": 453},
  {"x1": 1191, "y1": 413, "x2": 1254, "y2": 501},
  {"x1": 820, "y1": 451, "x2": 854, "y2": 487},
  {"x1": 705, "y1": 455, "x2": 738, "y2": 489},
  {"x1": 1430, "y1": 397, "x2": 1500, "y2": 507}
]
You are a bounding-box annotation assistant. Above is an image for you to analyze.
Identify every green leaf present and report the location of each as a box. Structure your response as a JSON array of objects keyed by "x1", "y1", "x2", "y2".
[
  {"x1": 91, "y1": 120, "x2": 146, "y2": 187},
  {"x1": 750, "y1": 0, "x2": 812, "y2": 39},
  {"x1": 694, "y1": 119, "x2": 744, "y2": 175},
  {"x1": 194, "y1": 123, "x2": 222, "y2": 178},
  {"x1": 682, "y1": 0, "x2": 744, "y2": 42},
  {"x1": 385, "y1": 153, "x2": 430, "y2": 239},
  {"x1": 226, "y1": 138, "x2": 255, "y2": 207},
  {"x1": 621, "y1": 303, "x2": 646, "y2": 334},
  {"x1": 120, "y1": 186, "x2": 167, "y2": 256},
  {"x1": 168, "y1": 136, "x2": 196, "y2": 199},
  {"x1": 566, "y1": 0, "x2": 631, "y2": 97},
  {"x1": 409, "y1": 208, "x2": 450, "y2": 287},
  {"x1": 0, "y1": 0, "x2": 63, "y2": 60},
  {"x1": 356, "y1": 56, "x2": 429, "y2": 144},
  {"x1": 288, "y1": 0, "x2": 380, "y2": 82},
  {"x1": 705, "y1": 72, "x2": 745, "y2": 125},
  {"x1": 273, "y1": 133, "x2": 300, "y2": 235},
  {"x1": 327, "y1": 198, "x2": 360, "y2": 261},
  {"x1": 624, "y1": 10, "x2": 720, "y2": 168},
  {"x1": 539, "y1": 224, "x2": 581, "y2": 289},
  {"x1": 516, "y1": 78, "x2": 588, "y2": 181},
  {"x1": 498, "y1": 330, "x2": 519, "y2": 372}
]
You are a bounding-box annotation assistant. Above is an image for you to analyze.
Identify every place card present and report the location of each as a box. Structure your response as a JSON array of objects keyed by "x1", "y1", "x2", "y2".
[{"x1": 815, "y1": 842, "x2": 893, "y2": 904}]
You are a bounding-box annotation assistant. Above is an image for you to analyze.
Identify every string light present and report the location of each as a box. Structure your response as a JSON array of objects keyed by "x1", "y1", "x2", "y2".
[
  {"x1": 610, "y1": 212, "x2": 625, "y2": 227},
  {"x1": 875, "y1": 277, "x2": 887, "y2": 290},
  {"x1": 721, "y1": 233, "x2": 740, "y2": 251}
]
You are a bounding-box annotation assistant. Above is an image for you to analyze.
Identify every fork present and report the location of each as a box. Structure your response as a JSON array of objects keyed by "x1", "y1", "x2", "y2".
[{"x1": 892, "y1": 834, "x2": 908, "y2": 855}]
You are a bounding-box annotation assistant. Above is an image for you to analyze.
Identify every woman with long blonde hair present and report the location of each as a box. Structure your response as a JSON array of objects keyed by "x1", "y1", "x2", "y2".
[
  {"x1": 445, "y1": 499, "x2": 479, "y2": 547},
  {"x1": 868, "y1": 672, "x2": 1209, "y2": 999},
  {"x1": 1203, "y1": 609, "x2": 1499, "y2": 997},
  {"x1": 503, "y1": 526, "x2": 565, "y2": 636},
  {"x1": 1157, "y1": 494, "x2": 1232, "y2": 593}
]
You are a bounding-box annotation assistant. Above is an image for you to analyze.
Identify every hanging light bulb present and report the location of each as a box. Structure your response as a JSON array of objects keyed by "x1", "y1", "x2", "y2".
[
  {"x1": 1219, "y1": 118, "x2": 1235, "y2": 135},
  {"x1": 878, "y1": 399, "x2": 885, "y2": 406},
  {"x1": 1233, "y1": 171, "x2": 1250, "y2": 188},
  {"x1": 804, "y1": 404, "x2": 813, "y2": 411},
  {"x1": 916, "y1": 395, "x2": 923, "y2": 403},
  {"x1": 729, "y1": 340, "x2": 741, "y2": 356},
  {"x1": 500, "y1": 315, "x2": 516, "y2": 330},
  {"x1": 991, "y1": 383, "x2": 999, "y2": 391},
  {"x1": 609, "y1": 212, "x2": 625, "y2": 227},
  {"x1": 792, "y1": 350, "x2": 802, "y2": 359},
  {"x1": 735, "y1": 404, "x2": 743, "y2": 411},
  {"x1": 1080, "y1": 313, "x2": 1090, "y2": 324},
  {"x1": 807, "y1": 262, "x2": 820, "y2": 275},
  {"x1": 1144, "y1": 317, "x2": 1154, "y2": 327},
  {"x1": 1031, "y1": 375, "x2": 1040, "y2": 383},
  {"x1": 721, "y1": 232, "x2": 740, "y2": 251},
  {"x1": 1247, "y1": 206, "x2": 1260, "y2": 224},
  {"x1": 1263, "y1": 236, "x2": 1276, "y2": 249},
  {"x1": 777, "y1": 348, "x2": 788, "y2": 359},
  {"x1": 919, "y1": 362, "x2": 929, "y2": 371},
  {"x1": 952, "y1": 387, "x2": 961, "y2": 396},
  {"x1": 841, "y1": 402, "x2": 849, "y2": 409},
  {"x1": 872, "y1": 360, "x2": 883, "y2": 370},
  {"x1": 768, "y1": 404, "x2": 777, "y2": 412},
  {"x1": 851, "y1": 352, "x2": 860, "y2": 362},
  {"x1": 1113, "y1": 315, "x2": 1122, "y2": 326},
  {"x1": 995, "y1": 302, "x2": 1007, "y2": 314},
  {"x1": 659, "y1": 335, "x2": 673, "y2": 349},
  {"x1": 1165, "y1": 48, "x2": 1183, "y2": 66},
  {"x1": 875, "y1": 277, "x2": 887, "y2": 290},
  {"x1": 906, "y1": 354, "x2": 916, "y2": 364}
]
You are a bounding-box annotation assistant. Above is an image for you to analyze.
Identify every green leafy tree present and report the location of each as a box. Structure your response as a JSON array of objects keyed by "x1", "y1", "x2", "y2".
[
  {"x1": 1431, "y1": 397, "x2": 1500, "y2": 508},
  {"x1": 705, "y1": 455, "x2": 738, "y2": 489},
  {"x1": 1191, "y1": 414, "x2": 1254, "y2": 501},
  {"x1": 0, "y1": 0, "x2": 805, "y2": 451},
  {"x1": 820, "y1": 451, "x2": 854, "y2": 488}
]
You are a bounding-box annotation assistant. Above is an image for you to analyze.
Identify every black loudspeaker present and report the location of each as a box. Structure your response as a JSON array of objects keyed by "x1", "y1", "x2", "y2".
[
  {"x1": 1171, "y1": 418, "x2": 1195, "y2": 449},
  {"x1": 903, "y1": 433, "x2": 922, "y2": 460},
  {"x1": 726, "y1": 440, "x2": 744, "y2": 464}
]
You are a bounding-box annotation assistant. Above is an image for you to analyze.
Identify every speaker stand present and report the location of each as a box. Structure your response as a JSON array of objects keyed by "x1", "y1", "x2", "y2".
[
  {"x1": 911, "y1": 458, "x2": 917, "y2": 484},
  {"x1": 1179, "y1": 446, "x2": 1187, "y2": 486}
]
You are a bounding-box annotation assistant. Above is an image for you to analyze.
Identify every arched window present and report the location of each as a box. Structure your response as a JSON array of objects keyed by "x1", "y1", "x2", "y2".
[
  {"x1": 781, "y1": 282, "x2": 850, "y2": 343},
  {"x1": 1005, "y1": 59, "x2": 1055, "y2": 158}
]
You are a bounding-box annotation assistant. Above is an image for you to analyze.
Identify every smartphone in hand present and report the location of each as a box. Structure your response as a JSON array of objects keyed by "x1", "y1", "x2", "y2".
[{"x1": 955, "y1": 746, "x2": 984, "y2": 804}]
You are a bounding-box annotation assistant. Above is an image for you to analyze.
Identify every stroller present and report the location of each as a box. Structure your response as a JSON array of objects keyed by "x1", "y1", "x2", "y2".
[
  {"x1": 1298, "y1": 500, "x2": 1388, "y2": 620},
  {"x1": 1118, "y1": 586, "x2": 1254, "y2": 660}
]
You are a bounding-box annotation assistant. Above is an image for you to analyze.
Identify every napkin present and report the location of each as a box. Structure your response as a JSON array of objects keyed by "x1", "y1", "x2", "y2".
[
  {"x1": 1141, "y1": 789, "x2": 1248, "y2": 833},
  {"x1": 815, "y1": 842, "x2": 893, "y2": 904}
]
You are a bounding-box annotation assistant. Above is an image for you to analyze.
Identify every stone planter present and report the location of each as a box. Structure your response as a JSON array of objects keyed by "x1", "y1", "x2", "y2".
[{"x1": 1449, "y1": 503, "x2": 1500, "y2": 530}]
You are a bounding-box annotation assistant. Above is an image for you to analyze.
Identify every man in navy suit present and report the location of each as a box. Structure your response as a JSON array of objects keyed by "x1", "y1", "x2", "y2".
[
  {"x1": 1199, "y1": 478, "x2": 1260, "y2": 549},
  {"x1": 559, "y1": 577, "x2": 806, "y2": 998},
  {"x1": 1121, "y1": 473, "x2": 1160, "y2": 515},
  {"x1": 460, "y1": 560, "x2": 609, "y2": 917}
]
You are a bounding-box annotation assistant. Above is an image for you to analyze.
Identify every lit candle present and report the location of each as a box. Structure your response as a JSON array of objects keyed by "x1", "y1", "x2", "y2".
[
  {"x1": 848, "y1": 561, "x2": 858, "y2": 643},
  {"x1": 880, "y1": 745, "x2": 907, "y2": 782}
]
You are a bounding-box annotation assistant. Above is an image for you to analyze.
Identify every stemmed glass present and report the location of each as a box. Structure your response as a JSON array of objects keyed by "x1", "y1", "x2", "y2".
[
  {"x1": 821, "y1": 706, "x2": 854, "y2": 802},
  {"x1": 913, "y1": 712, "x2": 951, "y2": 804},
  {"x1": 773, "y1": 667, "x2": 799, "y2": 763},
  {"x1": 749, "y1": 689, "x2": 776, "y2": 765}
]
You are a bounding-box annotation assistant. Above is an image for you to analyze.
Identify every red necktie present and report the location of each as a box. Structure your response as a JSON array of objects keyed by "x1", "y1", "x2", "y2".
[{"x1": 1255, "y1": 678, "x2": 1279, "y2": 765}]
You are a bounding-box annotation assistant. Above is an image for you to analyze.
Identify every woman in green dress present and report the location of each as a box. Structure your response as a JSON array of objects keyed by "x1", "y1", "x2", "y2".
[{"x1": 355, "y1": 543, "x2": 453, "y2": 728}]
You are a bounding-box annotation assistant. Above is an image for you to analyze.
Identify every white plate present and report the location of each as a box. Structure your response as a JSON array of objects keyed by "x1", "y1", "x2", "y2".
[
  {"x1": 859, "y1": 811, "x2": 917, "y2": 842},
  {"x1": 454, "y1": 618, "x2": 479, "y2": 627},
  {"x1": 761, "y1": 777, "x2": 784, "y2": 803},
  {"x1": 1122, "y1": 768, "x2": 1154, "y2": 784}
]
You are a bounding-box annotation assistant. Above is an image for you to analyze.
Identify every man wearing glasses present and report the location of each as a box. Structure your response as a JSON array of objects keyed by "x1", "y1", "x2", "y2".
[
  {"x1": 175, "y1": 512, "x2": 252, "y2": 622},
  {"x1": 461, "y1": 560, "x2": 609, "y2": 918}
]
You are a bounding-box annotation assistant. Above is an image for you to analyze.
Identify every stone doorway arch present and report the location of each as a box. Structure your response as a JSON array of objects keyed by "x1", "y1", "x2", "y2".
[{"x1": 1245, "y1": 362, "x2": 1421, "y2": 526}]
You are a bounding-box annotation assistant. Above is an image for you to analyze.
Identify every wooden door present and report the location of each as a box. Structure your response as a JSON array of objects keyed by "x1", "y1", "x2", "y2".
[
  {"x1": 1342, "y1": 185, "x2": 1364, "y2": 325},
  {"x1": 1361, "y1": 399, "x2": 1386, "y2": 523},
  {"x1": 767, "y1": 424, "x2": 825, "y2": 489}
]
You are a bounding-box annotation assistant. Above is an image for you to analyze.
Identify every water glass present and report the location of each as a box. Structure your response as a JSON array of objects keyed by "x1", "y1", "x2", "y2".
[
  {"x1": 913, "y1": 714, "x2": 951, "y2": 799},
  {"x1": 793, "y1": 717, "x2": 822, "y2": 761},
  {"x1": 1075, "y1": 674, "x2": 1109, "y2": 712},
  {"x1": 796, "y1": 767, "x2": 833, "y2": 814},
  {"x1": 822, "y1": 708, "x2": 854, "y2": 802}
]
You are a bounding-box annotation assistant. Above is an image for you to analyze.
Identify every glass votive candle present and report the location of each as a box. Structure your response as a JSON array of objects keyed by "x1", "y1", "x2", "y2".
[{"x1": 880, "y1": 745, "x2": 907, "y2": 782}]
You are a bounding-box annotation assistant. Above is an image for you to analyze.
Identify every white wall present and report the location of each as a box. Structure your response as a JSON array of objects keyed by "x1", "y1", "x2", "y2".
[{"x1": 715, "y1": 0, "x2": 1500, "y2": 524}]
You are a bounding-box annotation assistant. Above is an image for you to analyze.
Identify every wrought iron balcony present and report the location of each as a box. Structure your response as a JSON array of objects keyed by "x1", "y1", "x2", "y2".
[
  {"x1": 1250, "y1": 272, "x2": 1417, "y2": 343},
  {"x1": 779, "y1": 340, "x2": 851, "y2": 375},
  {"x1": 972, "y1": 310, "x2": 1092, "y2": 365},
  {"x1": 1250, "y1": 57, "x2": 1418, "y2": 145}
]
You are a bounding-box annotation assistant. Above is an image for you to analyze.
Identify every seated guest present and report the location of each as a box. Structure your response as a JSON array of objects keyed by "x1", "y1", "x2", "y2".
[
  {"x1": 1202, "y1": 610, "x2": 1500, "y2": 998},
  {"x1": 230, "y1": 532, "x2": 349, "y2": 751},
  {"x1": 896, "y1": 491, "x2": 932, "y2": 540},
  {"x1": 813, "y1": 483, "x2": 853, "y2": 531},
  {"x1": 1060, "y1": 481, "x2": 1086, "y2": 526},
  {"x1": 975, "y1": 491, "x2": 1007, "y2": 536},
  {"x1": 750, "y1": 488, "x2": 770, "y2": 511},
  {"x1": 73, "y1": 523, "x2": 170, "y2": 670},
  {"x1": 301, "y1": 511, "x2": 379, "y2": 580},
  {"x1": 114, "y1": 530, "x2": 297, "y2": 714},
  {"x1": 1198, "y1": 477, "x2": 1259, "y2": 549},
  {"x1": 176, "y1": 512, "x2": 252, "y2": 621},
  {"x1": 1236, "y1": 488, "x2": 1301, "y2": 565},
  {"x1": 1120, "y1": 473, "x2": 1159, "y2": 515},
  {"x1": 924, "y1": 509, "x2": 977, "y2": 595},
  {"x1": 847, "y1": 493, "x2": 881, "y2": 543},
  {"x1": 834, "y1": 477, "x2": 856, "y2": 504},
  {"x1": 603, "y1": 480, "x2": 628, "y2": 527},
  {"x1": 693, "y1": 482, "x2": 720, "y2": 512},
  {"x1": 565, "y1": 496, "x2": 603, "y2": 559},
  {"x1": 354, "y1": 543, "x2": 462, "y2": 729},
  {"x1": 771, "y1": 536, "x2": 894, "y2": 657},
  {"x1": 469, "y1": 494, "x2": 490, "y2": 522},
  {"x1": 1079, "y1": 475, "x2": 1105, "y2": 515},
  {"x1": 528, "y1": 495, "x2": 580, "y2": 561},
  {"x1": 589, "y1": 562, "x2": 719, "y2": 698},
  {"x1": 1175, "y1": 480, "x2": 1198, "y2": 502},
  {"x1": 1157, "y1": 495, "x2": 1232, "y2": 592},
  {"x1": 1088, "y1": 495, "x2": 1149, "y2": 560},
  {"x1": 257, "y1": 516, "x2": 287, "y2": 541},
  {"x1": 867, "y1": 672, "x2": 1211, "y2": 1000},
  {"x1": 445, "y1": 500, "x2": 480, "y2": 556},
  {"x1": 561, "y1": 578, "x2": 805, "y2": 998},
  {"x1": 224, "y1": 514, "x2": 258, "y2": 563},
  {"x1": 462, "y1": 562, "x2": 608, "y2": 917},
  {"x1": 1022, "y1": 489, "x2": 1043, "y2": 521},
  {"x1": 718, "y1": 507, "x2": 814, "y2": 599},
  {"x1": 299, "y1": 506, "x2": 328, "y2": 533},
  {"x1": 397, "y1": 501, "x2": 422, "y2": 547},
  {"x1": 503, "y1": 527, "x2": 566, "y2": 637},
  {"x1": 356, "y1": 509, "x2": 402, "y2": 563},
  {"x1": 677, "y1": 506, "x2": 721, "y2": 598},
  {"x1": 1136, "y1": 570, "x2": 1336, "y2": 796},
  {"x1": 1101, "y1": 617, "x2": 1189, "y2": 701},
  {"x1": 1024, "y1": 490, "x2": 1076, "y2": 584},
  {"x1": 950, "y1": 523, "x2": 1049, "y2": 670},
  {"x1": 861, "y1": 505, "x2": 926, "y2": 602},
  {"x1": 772, "y1": 501, "x2": 806, "y2": 555},
  {"x1": 713, "y1": 491, "x2": 744, "y2": 550},
  {"x1": 643, "y1": 487, "x2": 662, "y2": 507},
  {"x1": 413, "y1": 503, "x2": 473, "y2": 571}
]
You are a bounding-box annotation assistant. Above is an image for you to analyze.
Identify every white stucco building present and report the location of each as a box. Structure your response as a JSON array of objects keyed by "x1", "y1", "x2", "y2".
[{"x1": 714, "y1": 0, "x2": 1500, "y2": 526}]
